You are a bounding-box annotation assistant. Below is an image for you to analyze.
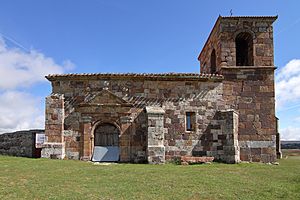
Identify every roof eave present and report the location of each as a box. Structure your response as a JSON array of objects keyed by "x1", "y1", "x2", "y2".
[
  {"x1": 45, "y1": 73, "x2": 224, "y2": 82},
  {"x1": 198, "y1": 15, "x2": 221, "y2": 60}
]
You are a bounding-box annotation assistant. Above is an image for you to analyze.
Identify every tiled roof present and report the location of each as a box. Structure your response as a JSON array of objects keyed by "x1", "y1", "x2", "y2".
[
  {"x1": 46, "y1": 72, "x2": 223, "y2": 81},
  {"x1": 221, "y1": 15, "x2": 278, "y2": 19}
]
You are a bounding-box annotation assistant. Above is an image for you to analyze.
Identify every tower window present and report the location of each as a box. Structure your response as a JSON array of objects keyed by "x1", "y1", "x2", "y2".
[
  {"x1": 235, "y1": 32, "x2": 253, "y2": 66},
  {"x1": 210, "y1": 49, "x2": 216, "y2": 73},
  {"x1": 186, "y1": 112, "x2": 196, "y2": 131}
]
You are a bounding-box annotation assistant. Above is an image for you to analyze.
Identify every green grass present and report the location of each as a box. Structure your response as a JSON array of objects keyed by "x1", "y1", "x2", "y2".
[{"x1": 0, "y1": 155, "x2": 299, "y2": 200}]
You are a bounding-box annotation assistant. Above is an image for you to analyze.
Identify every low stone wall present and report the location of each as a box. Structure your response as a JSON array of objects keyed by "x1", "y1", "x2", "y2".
[
  {"x1": 0, "y1": 130, "x2": 44, "y2": 158},
  {"x1": 222, "y1": 67, "x2": 277, "y2": 163}
]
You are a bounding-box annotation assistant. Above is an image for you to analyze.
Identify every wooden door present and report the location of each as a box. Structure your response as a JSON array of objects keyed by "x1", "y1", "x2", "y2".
[{"x1": 92, "y1": 123, "x2": 119, "y2": 162}]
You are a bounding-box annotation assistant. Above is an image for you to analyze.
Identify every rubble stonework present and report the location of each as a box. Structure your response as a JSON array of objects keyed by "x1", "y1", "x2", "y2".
[
  {"x1": 43, "y1": 16, "x2": 278, "y2": 164},
  {"x1": 0, "y1": 130, "x2": 43, "y2": 158}
]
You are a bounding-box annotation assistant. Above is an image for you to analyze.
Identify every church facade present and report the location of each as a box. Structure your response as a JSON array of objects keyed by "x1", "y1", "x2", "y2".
[{"x1": 42, "y1": 16, "x2": 280, "y2": 163}]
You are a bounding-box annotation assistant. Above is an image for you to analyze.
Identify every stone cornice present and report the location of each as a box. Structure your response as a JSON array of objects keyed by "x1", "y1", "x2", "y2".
[{"x1": 221, "y1": 66, "x2": 277, "y2": 70}]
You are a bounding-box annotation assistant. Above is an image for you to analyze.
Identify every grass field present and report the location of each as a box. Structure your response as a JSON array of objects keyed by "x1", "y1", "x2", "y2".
[{"x1": 0, "y1": 153, "x2": 299, "y2": 200}]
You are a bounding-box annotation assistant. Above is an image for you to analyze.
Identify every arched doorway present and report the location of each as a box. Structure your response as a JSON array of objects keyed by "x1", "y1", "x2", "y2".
[{"x1": 92, "y1": 123, "x2": 120, "y2": 162}]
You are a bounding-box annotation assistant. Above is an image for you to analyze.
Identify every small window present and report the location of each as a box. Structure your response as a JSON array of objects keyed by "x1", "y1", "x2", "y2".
[
  {"x1": 210, "y1": 49, "x2": 216, "y2": 73},
  {"x1": 186, "y1": 112, "x2": 196, "y2": 131}
]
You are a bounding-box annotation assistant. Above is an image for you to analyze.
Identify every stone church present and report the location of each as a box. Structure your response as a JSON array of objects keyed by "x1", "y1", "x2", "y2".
[{"x1": 42, "y1": 16, "x2": 280, "y2": 164}]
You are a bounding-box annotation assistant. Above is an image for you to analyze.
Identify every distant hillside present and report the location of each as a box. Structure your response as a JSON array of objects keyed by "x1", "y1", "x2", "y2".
[{"x1": 281, "y1": 141, "x2": 300, "y2": 149}]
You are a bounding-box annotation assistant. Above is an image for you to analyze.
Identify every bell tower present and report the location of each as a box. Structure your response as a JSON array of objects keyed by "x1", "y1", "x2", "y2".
[
  {"x1": 198, "y1": 15, "x2": 277, "y2": 73},
  {"x1": 199, "y1": 16, "x2": 279, "y2": 163}
]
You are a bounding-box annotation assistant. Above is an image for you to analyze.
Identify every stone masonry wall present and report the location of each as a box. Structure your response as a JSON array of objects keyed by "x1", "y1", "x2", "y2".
[
  {"x1": 199, "y1": 16, "x2": 277, "y2": 163},
  {"x1": 146, "y1": 106, "x2": 166, "y2": 164},
  {"x1": 199, "y1": 16, "x2": 277, "y2": 73},
  {"x1": 198, "y1": 18, "x2": 222, "y2": 74},
  {"x1": 222, "y1": 67, "x2": 276, "y2": 162},
  {"x1": 0, "y1": 130, "x2": 43, "y2": 158},
  {"x1": 47, "y1": 76, "x2": 224, "y2": 162},
  {"x1": 213, "y1": 110, "x2": 240, "y2": 163},
  {"x1": 42, "y1": 94, "x2": 65, "y2": 159},
  {"x1": 44, "y1": 94, "x2": 64, "y2": 143},
  {"x1": 43, "y1": 16, "x2": 279, "y2": 163},
  {"x1": 175, "y1": 109, "x2": 240, "y2": 163},
  {"x1": 219, "y1": 17, "x2": 276, "y2": 67}
]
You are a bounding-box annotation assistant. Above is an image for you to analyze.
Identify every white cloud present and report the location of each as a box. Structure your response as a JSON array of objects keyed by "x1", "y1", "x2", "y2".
[
  {"x1": 0, "y1": 91, "x2": 44, "y2": 133},
  {"x1": 0, "y1": 36, "x2": 74, "y2": 89},
  {"x1": 276, "y1": 59, "x2": 300, "y2": 108},
  {"x1": 280, "y1": 127, "x2": 300, "y2": 141},
  {"x1": 275, "y1": 59, "x2": 300, "y2": 140},
  {"x1": 0, "y1": 36, "x2": 74, "y2": 133}
]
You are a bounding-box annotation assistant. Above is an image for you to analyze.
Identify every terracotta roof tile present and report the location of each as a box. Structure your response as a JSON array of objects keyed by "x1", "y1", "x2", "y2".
[
  {"x1": 221, "y1": 15, "x2": 278, "y2": 20},
  {"x1": 46, "y1": 72, "x2": 223, "y2": 81}
]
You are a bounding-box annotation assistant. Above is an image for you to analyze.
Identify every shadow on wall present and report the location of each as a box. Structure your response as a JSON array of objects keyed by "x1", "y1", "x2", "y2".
[
  {"x1": 192, "y1": 111, "x2": 240, "y2": 164},
  {"x1": 119, "y1": 109, "x2": 148, "y2": 163}
]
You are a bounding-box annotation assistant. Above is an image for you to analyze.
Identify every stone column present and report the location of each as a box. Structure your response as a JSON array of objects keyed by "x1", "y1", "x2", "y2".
[
  {"x1": 217, "y1": 110, "x2": 240, "y2": 163},
  {"x1": 145, "y1": 106, "x2": 165, "y2": 164},
  {"x1": 42, "y1": 94, "x2": 65, "y2": 159},
  {"x1": 80, "y1": 116, "x2": 92, "y2": 161}
]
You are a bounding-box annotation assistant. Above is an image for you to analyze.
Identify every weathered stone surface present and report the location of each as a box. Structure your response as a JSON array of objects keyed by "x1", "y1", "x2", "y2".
[
  {"x1": 146, "y1": 106, "x2": 165, "y2": 164},
  {"x1": 199, "y1": 16, "x2": 277, "y2": 72},
  {"x1": 198, "y1": 16, "x2": 277, "y2": 163},
  {"x1": 41, "y1": 142, "x2": 65, "y2": 159},
  {"x1": 42, "y1": 16, "x2": 279, "y2": 164},
  {"x1": 181, "y1": 156, "x2": 214, "y2": 164},
  {"x1": 44, "y1": 75, "x2": 225, "y2": 163},
  {"x1": 0, "y1": 130, "x2": 43, "y2": 158}
]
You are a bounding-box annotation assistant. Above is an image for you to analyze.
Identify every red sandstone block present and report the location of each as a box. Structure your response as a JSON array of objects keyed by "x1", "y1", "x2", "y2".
[
  {"x1": 251, "y1": 155, "x2": 261, "y2": 162},
  {"x1": 51, "y1": 114, "x2": 58, "y2": 120},
  {"x1": 165, "y1": 155, "x2": 173, "y2": 161},
  {"x1": 181, "y1": 156, "x2": 214, "y2": 164},
  {"x1": 262, "y1": 147, "x2": 275, "y2": 154}
]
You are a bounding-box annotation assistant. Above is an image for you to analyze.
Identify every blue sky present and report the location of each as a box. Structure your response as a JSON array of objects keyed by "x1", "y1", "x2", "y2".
[{"x1": 0, "y1": 0, "x2": 299, "y2": 140}]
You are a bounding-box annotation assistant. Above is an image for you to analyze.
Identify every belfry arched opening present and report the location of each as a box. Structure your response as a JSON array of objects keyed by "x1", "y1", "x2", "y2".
[{"x1": 235, "y1": 32, "x2": 254, "y2": 66}]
